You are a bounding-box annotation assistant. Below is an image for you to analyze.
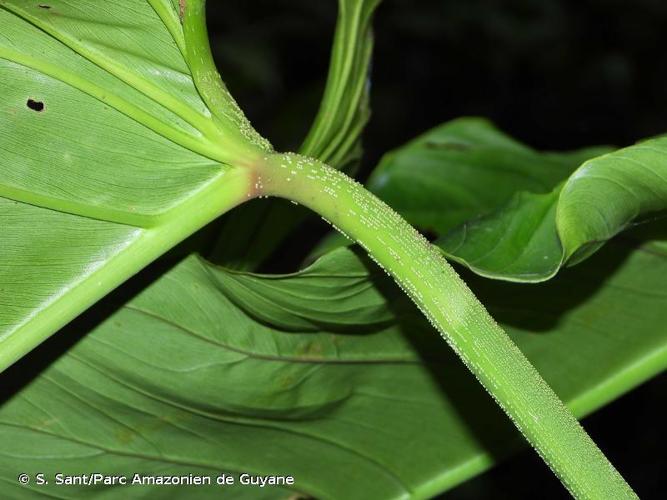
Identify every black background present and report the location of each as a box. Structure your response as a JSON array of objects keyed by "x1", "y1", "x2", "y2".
[{"x1": 205, "y1": 1, "x2": 667, "y2": 498}]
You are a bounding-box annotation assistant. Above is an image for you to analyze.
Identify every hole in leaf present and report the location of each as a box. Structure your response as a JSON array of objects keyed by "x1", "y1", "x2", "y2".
[
  {"x1": 38, "y1": 4, "x2": 51, "y2": 8},
  {"x1": 26, "y1": 99, "x2": 45, "y2": 112}
]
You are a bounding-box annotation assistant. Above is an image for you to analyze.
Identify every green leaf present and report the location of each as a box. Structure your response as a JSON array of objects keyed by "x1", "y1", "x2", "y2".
[
  {"x1": 440, "y1": 188, "x2": 564, "y2": 281},
  {"x1": 2, "y1": 238, "x2": 666, "y2": 498},
  {"x1": 213, "y1": 0, "x2": 381, "y2": 270},
  {"x1": 0, "y1": 0, "x2": 267, "y2": 371},
  {"x1": 558, "y1": 142, "x2": 667, "y2": 263},
  {"x1": 366, "y1": 117, "x2": 667, "y2": 281},
  {"x1": 366, "y1": 118, "x2": 608, "y2": 235}
]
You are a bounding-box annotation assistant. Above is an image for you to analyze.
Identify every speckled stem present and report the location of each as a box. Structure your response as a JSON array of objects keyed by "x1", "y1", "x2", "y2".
[
  {"x1": 181, "y1": 0, "x2": 272, "y2": 164},
  {"x1": 257, "y1": 152, "x2": 636, "y2": 500}
]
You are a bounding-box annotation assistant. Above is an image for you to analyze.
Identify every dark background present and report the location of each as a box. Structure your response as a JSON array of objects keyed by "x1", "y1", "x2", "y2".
[{"x1": 205, "y1": 1, "x2": 667, "y2": 498}]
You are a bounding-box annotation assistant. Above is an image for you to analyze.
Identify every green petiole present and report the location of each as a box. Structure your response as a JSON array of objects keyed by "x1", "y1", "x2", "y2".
[
  {"x1": 179, "y1": 2, "x2": 637, "y2": 497},
  {"x1": 251, "y1": 152, "x2": 637, "y2": 500}
]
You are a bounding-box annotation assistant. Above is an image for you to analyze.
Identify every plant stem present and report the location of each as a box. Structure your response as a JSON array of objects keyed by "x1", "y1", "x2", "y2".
[
  {"x1": 256, "y1": 152, "x2": 637, "y2": 500},
  {"x1": 181, "y1": 0, "x2": 272, "y2": 163}
]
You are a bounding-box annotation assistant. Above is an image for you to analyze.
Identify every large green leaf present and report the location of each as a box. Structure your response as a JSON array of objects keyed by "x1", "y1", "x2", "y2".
[
  {"x1": 367, "y1": 118, "x2": 609, "y2": 237},
  {"x1": 0, "y1": 0, "x2": 269, "y2": 371},
  {"x1": 2, "y1": 237, "x2": 666, "y2": 498},
  {"x1": 367, "y1": 117, "x2": 667, "y2": 281}
]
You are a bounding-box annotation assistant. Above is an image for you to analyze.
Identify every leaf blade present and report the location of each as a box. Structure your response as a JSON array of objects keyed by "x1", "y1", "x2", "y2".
[
  {"x1": 0, "y1": 1, "x2": 259, "y2": 371},
  {"x1": 366, "y1": 117, "x2": 667, "y2": 281},
  {"x1": 2, "y1": 238, "x2": 666, "y2": 498}
]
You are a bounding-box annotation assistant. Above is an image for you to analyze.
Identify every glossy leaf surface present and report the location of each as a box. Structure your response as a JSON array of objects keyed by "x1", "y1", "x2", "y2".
[{"x1": 368, "y1": 118, "x2": 667, "y2": 281}]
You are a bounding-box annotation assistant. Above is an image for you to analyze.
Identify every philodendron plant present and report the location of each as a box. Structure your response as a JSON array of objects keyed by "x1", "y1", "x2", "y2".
[{"x1": 1, "y1": 0, "x2": 666, "y2": 498}]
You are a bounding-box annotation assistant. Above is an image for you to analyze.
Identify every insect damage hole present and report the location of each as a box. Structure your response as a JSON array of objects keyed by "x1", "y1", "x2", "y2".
[
  {"x1": 38, "y1": 4, "x2": 51, "y2": 8},
  {"x1": 26, "y1": 99, "x2": 45, "y2": 112}
]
